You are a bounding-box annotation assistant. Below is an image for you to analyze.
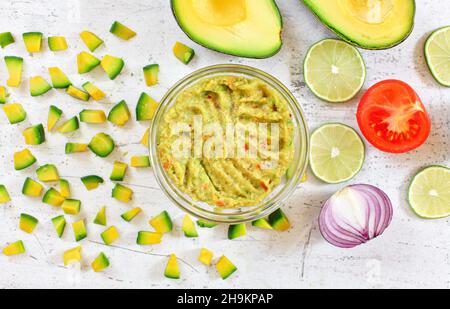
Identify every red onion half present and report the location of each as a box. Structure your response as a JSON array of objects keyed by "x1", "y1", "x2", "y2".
[{"x1": 319, "y1": 184, "x2": 393, "y2": 248}]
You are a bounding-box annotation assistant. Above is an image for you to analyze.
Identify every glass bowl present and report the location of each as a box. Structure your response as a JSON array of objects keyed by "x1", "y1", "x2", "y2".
[{"x1": 150, "y1": 64, "x2": 309, "y2": 224}]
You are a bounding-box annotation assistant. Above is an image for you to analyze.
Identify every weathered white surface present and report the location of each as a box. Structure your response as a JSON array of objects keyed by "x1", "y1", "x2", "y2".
[{"x1": 0, "y1": 0, "x2": 448, "y2": 289}]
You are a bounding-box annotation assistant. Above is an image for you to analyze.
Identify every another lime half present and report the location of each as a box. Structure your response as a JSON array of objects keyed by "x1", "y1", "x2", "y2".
[
  {"x1": 309, "y1": 123, "x2": 365, "y2": 184},
  {"x1": 408, "y1": 166, "x2": 450, "y2": 219},
  {"x1": 425, "y1": 26, "x2": 450, "y2": 87},
  {"x1": 304, "y1": 39, "x2": 366, "y2": 103}
]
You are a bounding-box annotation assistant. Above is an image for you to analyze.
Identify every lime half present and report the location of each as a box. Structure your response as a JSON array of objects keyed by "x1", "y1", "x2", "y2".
[
  {"x1": 425, "y1": 26, "x2": 450, "y2": 87},
  {"x1": 408, "y1": 166, "x2": 450, "y2": 219},
  {"x1": 309, "y1": 123, "x2": 365, "y2": 184},
  {"x1": 304, "y1": 39, "x2": 366, "y2": 103}
]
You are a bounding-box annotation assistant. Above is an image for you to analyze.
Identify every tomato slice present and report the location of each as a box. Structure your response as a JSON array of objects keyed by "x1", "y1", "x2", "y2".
[{"x1": 357, "y1": 80, "x2": 431, "y2": 153}]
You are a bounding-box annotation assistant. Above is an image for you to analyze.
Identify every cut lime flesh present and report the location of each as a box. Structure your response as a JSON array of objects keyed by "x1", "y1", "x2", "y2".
[
  {"x1": 425, "y1": 26, "x2": 450, "y2": 87},
  {"x1": 310, "y1": 123, "x2": 365, "y2": 184},
  {"x1": 408, "y1": 166, "x2": 450, "y2": 219},
  {"x1": 304, "y1": 39, "x2": 366, "y2": 103}
]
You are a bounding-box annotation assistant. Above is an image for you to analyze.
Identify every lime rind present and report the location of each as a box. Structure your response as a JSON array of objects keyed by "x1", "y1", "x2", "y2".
[
  {"x1": 304, "y1": 38, "x2": 366, "y2": 103},
  {"x1": 309, "y1": 123, "x2": 365, "y2": 184},
  {"x1": 425, "y1": 26, "x2": 450, "y2": 87},
  {"x1": 408, "y1": 165, "x2": 450, "y2": 219}
]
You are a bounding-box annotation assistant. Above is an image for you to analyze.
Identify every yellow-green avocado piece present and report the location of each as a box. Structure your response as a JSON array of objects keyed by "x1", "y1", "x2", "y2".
[
  {"x1": 101, "y1": 55, "x2": 124, "y2": 80},
  {"x1": 48, "y1": 67, "x2": 71, "y2": 89},
  {"x1": 30, "y1": 76, "x2": 52, "y2": 97},
  {"x1": 52, "y1": 215, "x2": 66, "y2": 238},
  {"x1": 110, "y1": 21, "x2": 137, "y2": 40},
  {"x1": 47, "y1": 105, "x2": 63, "y2": 131},
  {"x1": 111, "y1": 183, "x2": 133, "y2": 203},
  {"x1": 14, "y1": 149, "x2": 36, "y2": 170},
  {"x1": 23, "y1": 124, "x2": 45, "y2": 145},
  {"x1": 101, "y1": 226, "x2": 119, "y2": 245},
  {"x1": 182, "y1": 215, "x2": 198, "y2": 238},
  {"x1": 0, "y1": 185, "x2": 11, "y2": 203},
  {"x1": 0, "y1": 32, "x2": 14, "y2": 48},
  {"x1": 3, "y1": 103, "x2": 27, "y2": 124},
  {"x1": 80, "y1": 31, "x2": 104, "y2": 52},
  {"x1": 94, "y1": 206, "x2": 107, "y2": 226},
  {"x1": 4, "y1": 56, "x2": 23, "y2": 87},
  {"x1": 22, "y1": 32, "x2": 43, "y2": 53},
  {"x1": 22, "y1": 177, "x2": 43, "y2": 197},
  {"x1": 149, "y1": 211, "x2": 173, "y2": 234},
  {"x1": 81, "y1": 175, "x2": 104, "y2": 191},
  {"x1": 3, "y1": 240, "x2": 25, "y2": 256},
  {"x1": 121, "y1": 207, "x2": 142, "y2": 222},
  {"x1": 216, "y1": 255, "x2": 237, "y2": 279},
  {"x1": 72, "y1": 220, "x2": 87, "y2": 242},
  {"x1": 36, "y1": 164, "x2": 60, "y2": 182},
  {"x1": 92, "y1": 252, "x2": 110, "y2": 272},
  {"x1": 77, "y1": 52, "x2": 100, "y2": 74},
  {"x1": 19, "y1": 213, "x2": 39, "y2": 234},
  {"x1": 48, "y1": 36, "x2": 68, "y2": 51},
  {"x1": 164, "y1": 254, "x2": 180, "y2": 279}
]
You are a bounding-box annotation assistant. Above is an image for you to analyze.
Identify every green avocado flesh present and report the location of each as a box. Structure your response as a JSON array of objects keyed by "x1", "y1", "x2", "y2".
[
  {"x1": 303, "y1": 0, "x2": 415, "y2": 49},
  {"x1": 171, "y1": 0, "x2": 283, "y2": 58}
]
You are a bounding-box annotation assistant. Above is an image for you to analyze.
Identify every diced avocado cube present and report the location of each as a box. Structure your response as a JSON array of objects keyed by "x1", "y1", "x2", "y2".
[
  {"x1": 0, "y1": 185, "x2": 11, "y2": 203},
  {"x1": 121, "y1": 207, "x2": 142, "y2": 222},
  {"x1": 22, "y1": 178, "x2": 43, "y2": 197},
  {"x1": 51, "y1": 215, "x2": 66, "y2": 238},
  {"x1": 48, "y1": 36, "x2": 68, "y2": 51},
  {"x1": 19, "y1": 213, "x2": 39, "y2": 234},
  {"x1": 30, "y1": 76, "x2": 52, "y2": 97},
  {"x1": 197, "y1": 220, "x2": 217, "y2": 228},
  {"x1": 251, "y1": 218, "x2": 273, "y2": 230},
  {"x1": 42, "y1": 188, "x2": 65, "y2": 207},
  {"x1": 14, "y1": 149, "x2": 36, "y2": 171},
  {"x1": 216, "y1": 255, "x2": 237, "y2": 280},
  {"x1": 140, "y1": 128, "x2": 150, "y2": 148},
  {"x1": 22, "y1": 32, "x2": 43, "y2": 53},
  {"x1": 89, "y1": 133, "x2": 115, "y2": 158},
  {"x1": 62, "y1": 199, "x2": 81, "y2": 215},
  {"x1": 65, "y1": 143, "x2": 88, "y2": 154},
  {"x1": 23, "y1": 124, "x2": 45, "y2": 145},
  {"x1": 48, "y1": 67, "x2": 71, "y2": 89},
  {"x1": 111, "y1": 184, "x2": 133, "y2": 203},
  {"x1": 77, "y1": 51, "x2": 100, "y2": 74},
  {"x1": 268, "y1": 209, "x2": 291, "y2": 231},
  {"x1": 81, "y1": 175, "x2": 104, "y2": 191},
  {"x1": 173, "y1": 42, "x2": 195, "y2": 64},
  {"x1": 0, "y1": 32, "x2": 14, "y2": 48},
  {"x1": 0, "y1": 86, "x2": 9, "y2": 104},
  {"x1": 3, "y1": 103, "x2": 26, "y2": 124},
  {"x1": 72, "y1": 220, "x2": 87, "y2": 242},
  {"x1": 108, "y1": 100, "x2": 130, "y2": 126},
  {"x1": 110, "y1": 21, "x2": 136, "y2": 40},
  {"x1": 182, "y1": 215, "x2": 199, "y2": 238},
  {"x1": 91, "y1": 252, "x2": 110, "y2": 272},
  {"x1": 198, "y1": 248, "x2": 213, "y2": 266},
  {"x1": 101, "y1": 226, "x2": 119, "y2": 245},
  {"x1": 101, "y1": 55, "x2": 124, "y2": 80},
  {"x1": 136, "y1": 92, "x2": 158, "y2": 121},
  {"x1": 2, "y1": 240, "x2": 25, "y2": 256},
  {"x1": 66, "y1": 85, "x2": 90, "y2": 101},
  {"x1": 79, "y1": 109, "x2": 106, "y2": 124},
  {"x1": 149, "y1": 211, "x2": 173, "y2": 234},
  {"x1": 130, "y1": 156, "x2": 150, "y2": 168},
  {"x1": 110, "y1": 161, "x2": 127, "y2": 181},
  {"x1": 57, "y1": 116, "x2": 79, "y2": 134},
  {"x1": 82, "y1": 82, "x2": 105, "y2": 101},
  {"x1": 164, "y1": 254, "x2": 180, "y2": 279},
  {"x1": 47, "y1": 105, "x2": 63, "y2": 131},
  {"x1": 94, "y1": 206, "x2": 107, "y2": 226},
  {"x1": 136, "y1": 231, "x2": 162, "y2": 245},
  {"x1": 63, "y1": 246, "x2": 81, "y2": 266},
  {"x1": 5, "y1": 56, "x2": 23, "y2": 87},
  {"x1": 228, "y1": 223, "x2": 247, "y2": 240},
  {"x1": 143, "y1": 64, "x2": 159, "y2": 87},
  {"x1": 80, "y1": 31, "x2": 103, "y2": 52},
  {"x1": 36, "y1": 164, "x2": 60, "y2": 182},
  {"x1": 59, "y1": 179, "x2": 71, "y2": 198}
]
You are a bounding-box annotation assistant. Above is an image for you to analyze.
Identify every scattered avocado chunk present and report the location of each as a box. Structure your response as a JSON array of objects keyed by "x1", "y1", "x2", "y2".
[
  {"x1": 62, "y1": 199, "x2": 81, "y2": 215},
  {"x1": 22, "y1": 178, "x2": 43, "y2": 197},
  {"x1": 59, "y1": 179, "x2": 71, "y2": 198},
  {"x1": 2, "y1": 240, "x2": 25, "y2": 256},
  {"x1": 77, "y1": 51, "x2": 101, "y2": 74},
  {"x1": 130, "y1": 156, "x2": 150, "y2": 168},
  {"x1": 110, "y1": 161, "x2": 128, "y2": 181},
  {"x1": 198, "y1": 248, "x2": 213, "y2": 266},
  {"x1": 101, "y1": 226, "x2": 119, "y2": 245},
  {"x1": 63, "y1": 246, "x2": 81, "y2": 266},
  {"x1": 108, "y1": 100, "x2": 131, "y2": 126},
  {"x1": 121, "y1": 207, "x2": 142, "y2": 222},
  {"x1": 19, "y1": 213, "x2": 39, "y2": 234},
  {"x1": 3, "y1": 103, "x2": 26, "y2": 124},
  {"x1": 80, "y1": 31, "x2": 104, "y2": 52},
  {"x1": 164, "y1": 254, "x2": 180, "y2": 279},
  {"x1": 110, "y1": 21, "x2": 137, "y2": 40},
  {"x1": 5, "y1": 56, "x2": 23, "y2": 87},
  {"x1": 149, "y1": 211, "x2": 173, "y2": 234},
  {"x1": 66, "y1": 85, "x2": 90, "y2": 101},
  {"x1": 23, "y1": 32, "x2": 43, "y2": 53},
  {"x1": 92, "y1": 252, "x2": 110, "y2": 272},
  {"x1": 228, "y1": 223, "x2": 247, "y2": 240},
  {"x1": 94, "y1": 206, "x2": 107, "y2": 226},
  {"x1": 136, "y1": 231, "x2": 163, "y2": 245},
  {"x1": 82, "y1": 82, "x2": 106, "y2": 101},
  {"x1": 140, "y1": 128, "x2": 150, "y2": 147},
  {"x1": 65, "y1": 143, "x2": 88, "y2": 154},
  {"x1": 36, "y1": 164, "x2": 60, "y2": 182},
  {"x1": 268, "y1": 208, "x2": 290, "y2": 231},
  {"x1": 42, "y1": 188, "x2": 65, "y2": 207},
  {"x1": 52, "y1": 215, "x2": 66, "y2": 238},
  {"x1": 48, "y1": 67, "x2": 71, "y2": 89},
  {"x1": 143, "y1": 64, "x2": 159, "y2": 87},
  {"x1": 0, "y1": 32, "x2": 14, "y2": 48},
  {"x1": 57, "y1": 116, "x2": 79, "y2": 134},
  {"x1": 47, "y1": 105, "x2": 63, "y2": 131},
  {"x1": 23, "y1": 124, "x2": 45, "y2": 145},
  {"x1": 182, "y1": 215, "x2": 199, "y2": 238},
  {"x1": 88, "y1": 133, "x2": 115, "y2": 158},
  {"x1": 48, "y1": 36, "x2": 68, "y2": 51},
  {"x1": 111, "y1": 183, "x2": 133, "y2": 203},
  {"x1": 197, "y1": 220, "x2": 217, "y2": 228},
  {"x1": 216, "y1": 255, "x2": 237, "y2": 280},
  {"x1": 136, "y1": 92, "x2": 158, "y2": 121},
  {"x1": 173, "y1": 42, "x2": 195, "y2": 64},
  {"x1": 81, "y1": 175, "x2": 104, "y2": 191},
  {"x1": 79, "y1": 109, "x2": 106, "y2": 124},
  {"x1": 101, "y1": 55, "x2": 124, "y2": 80},
  {"x1": 30, "y1": 76, "x2": 52, "y2": 97},
  {"x1": 251, "y1": 218, "x2": 273, "y2": 230},
  {"x1": 0, "y1": 86, "x2": 9, "y2": 103},
  {"x1": 14, "y1": 149, "x2": 36, "y2": 170},
  {"x1": 72, "y1": 219, "x2": 87, "y2": 242},
  {"x1": 0, "y1": 185, "x2": 11, "y2": 203}
]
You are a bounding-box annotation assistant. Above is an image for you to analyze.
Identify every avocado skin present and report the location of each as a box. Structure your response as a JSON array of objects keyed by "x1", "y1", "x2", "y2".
[
  {"x1": 170, "y1": 0, "x2": 284, "y2": 59},
  {"x1": 302, "y1": 0, "x2": 416, "y2": 50}
]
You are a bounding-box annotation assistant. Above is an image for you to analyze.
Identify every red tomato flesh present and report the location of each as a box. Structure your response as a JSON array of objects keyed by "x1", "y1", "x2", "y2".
[{"x1": 357, "y1": 80, "x2": 431, "y2": 153}]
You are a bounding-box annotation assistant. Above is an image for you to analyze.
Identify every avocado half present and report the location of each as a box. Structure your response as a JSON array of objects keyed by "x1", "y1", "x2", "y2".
[
  {"x1": 171, "y1": 0, "x2": 283, "y2": 58},
  {"x1": 303, "y1": 0, "x2": 415, "y2": 49}
]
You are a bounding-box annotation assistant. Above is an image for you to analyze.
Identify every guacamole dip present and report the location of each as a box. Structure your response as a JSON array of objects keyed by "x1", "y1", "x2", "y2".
[{"x1": 157, "y1": 76, "x2": 294, "y2": 208}]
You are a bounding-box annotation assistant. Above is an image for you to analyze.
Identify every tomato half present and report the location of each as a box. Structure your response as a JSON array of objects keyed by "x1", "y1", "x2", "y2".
[{"x1": 357, "y1": 80, "x2": 431, "y2": 153}]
